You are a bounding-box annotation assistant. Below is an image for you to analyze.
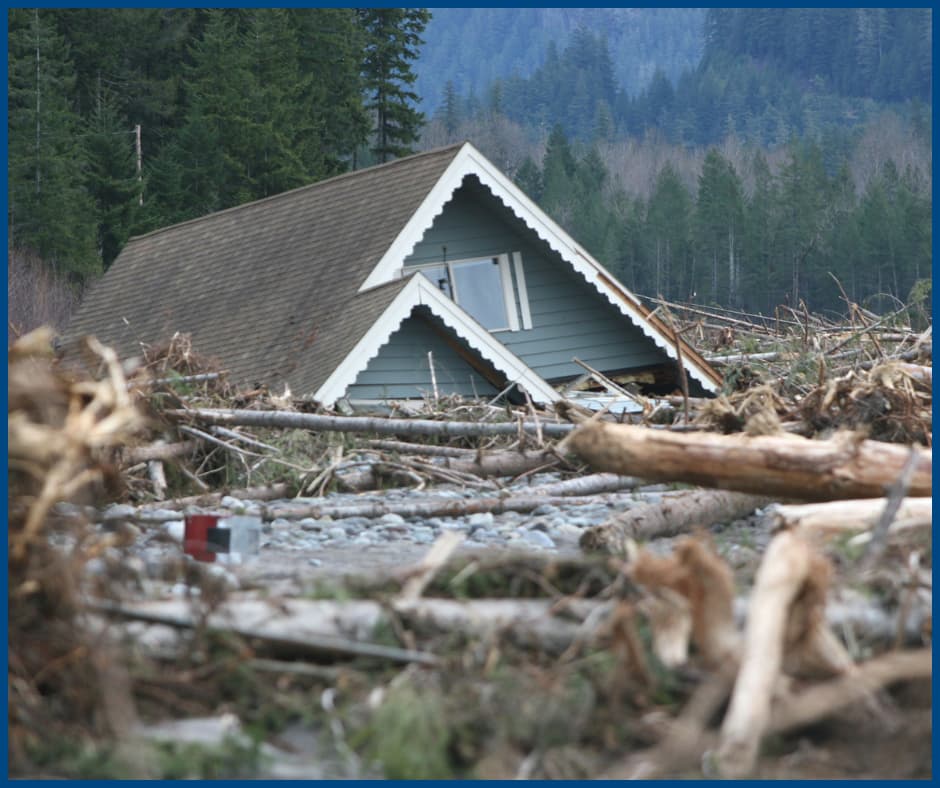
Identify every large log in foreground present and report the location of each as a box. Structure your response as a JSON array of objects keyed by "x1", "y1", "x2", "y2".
[{"x1": 562, "y1": 421, "x2": 931, "y2": 502}]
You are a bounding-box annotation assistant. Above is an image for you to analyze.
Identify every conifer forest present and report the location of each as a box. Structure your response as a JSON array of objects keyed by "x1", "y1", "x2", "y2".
[{"x1": 7, "y1": 7, "x2": 932, "y2": 327}]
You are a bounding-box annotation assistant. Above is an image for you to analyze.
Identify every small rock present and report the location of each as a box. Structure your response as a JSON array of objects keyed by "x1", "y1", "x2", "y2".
[
  {"x1": 326, "y1": 527, "x2": 347, "y2": 540},
  {"x1": 220, "y1": 496, "x2": 247, "y2": 511},
  {"x1": 104, "y1": 503, "x2": 136, "y2": 519},
  {"x1": 532, "y1": 504, "x2": 559, "y2": 517},
  {"x1": 521, "y1": 530, "x2": 556, "y2": 549},
  {"x1": 380, "y1": 513, "x2": 406, "y2": 525},
  {"x1": 163, "y1": 520, "x2": 185, "y2": 542},
  {"x1": 467, "y1": 512, "x2": 494, "y2": 528},
  {"x1": 307, "y1": 558, "x2": 322, "y2": 567}
]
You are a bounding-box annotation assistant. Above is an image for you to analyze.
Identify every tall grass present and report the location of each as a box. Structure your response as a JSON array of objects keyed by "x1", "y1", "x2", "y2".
[{"x1": 8, "y1": 247, "x2": 84, "y2": 345}]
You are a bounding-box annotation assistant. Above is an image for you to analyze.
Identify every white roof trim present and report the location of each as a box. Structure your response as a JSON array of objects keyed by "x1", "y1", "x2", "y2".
[
  {"x1": 358, "y1": 142, "x2": 720, "y2": 394},
  {"x1": 316, "y1": 273, "x2": 560, "y2": 407}
]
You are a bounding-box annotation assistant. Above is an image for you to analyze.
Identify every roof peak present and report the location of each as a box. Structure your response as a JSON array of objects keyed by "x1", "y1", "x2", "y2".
[{"x1": 126, "y1": 142, "x2": 470, "y2": 244}]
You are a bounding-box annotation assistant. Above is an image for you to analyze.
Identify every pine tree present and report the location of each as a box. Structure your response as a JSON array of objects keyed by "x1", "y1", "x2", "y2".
[
  {"x1": 291, "y1": 8, "x2": 369, "y2": 173},
  {"x1": 358, "y1": 8, "x2": 431, "y2": 163},
  {"x1": 85, "y1": 83, "x2": 140, "y2": 268},
  {"x1": 694, "y1": 149, "x2": 745, "y2": 305},
  {"x1": 645, "y1": 163, "x2": 692, "y2": 300},
  {"x1": 8, "y1": 8, "x2": 98, "y2": 278},
  {"x1": 438, "y1": 79, "x2": 461, "y2": 136}
]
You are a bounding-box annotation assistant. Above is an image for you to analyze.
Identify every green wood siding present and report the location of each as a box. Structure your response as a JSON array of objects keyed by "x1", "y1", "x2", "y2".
[
  {"x1": 404, "y1": 179, "x2": 668, "y2": 381},
  {"x1": 347, "y1": 309, "x2": 500, "y2": 400}
]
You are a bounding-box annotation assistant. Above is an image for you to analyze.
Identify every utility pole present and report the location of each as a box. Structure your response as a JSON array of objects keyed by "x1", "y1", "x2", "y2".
[{"x1": 135, "y1": 124, "x2": 143, "y2": 206}]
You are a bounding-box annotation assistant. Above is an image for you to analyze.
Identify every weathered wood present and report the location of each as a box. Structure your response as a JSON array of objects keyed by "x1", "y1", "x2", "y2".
[
  {"x1": 125, "y1": 441, "x2": 199, "y2": 463},
  {"x1": 167, "y1": 407, "x2": 575, "y2": 439},
  {"x1": 136, "y1": 483, "x2": 291, "y2": 511},
  {"x1": 581, "y1": 489, "x2": 772, "y2": 553},
  {"x1": 562, "y1": 421, "x2": 932, "y2": 502},
  {"x1": 266, "y1": 494, "x2": 617, "y2": 523},
  {"x1": 92, "y1": 595, "x2": 606, "y2": 661},
  {"x1": 89, "y1": 599, "x2": 438, "y2": 666},
  {"x1": 336, "y1": 448, "x2": 570, "y2": 491},
  {"x1": 717, "y1": 531, "x2": 849, "y2": 778},
  {"x1": 523, "y1": 472, "x2": 640, "y2": 497},
  {"x1": 771, "y1": 498, "x2": 932, "y2": 544},
  {"x1": 363, "y1": 439, "x2": 476, "y2": 457},
  {"x1": 768, "y1": 648, "x2": 932, "y2": 736},
  {"x1": 147, "y1": 459, "x2": 167, "y2": 500}
]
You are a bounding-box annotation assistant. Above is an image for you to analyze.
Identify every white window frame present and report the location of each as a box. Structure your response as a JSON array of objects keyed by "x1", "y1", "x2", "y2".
[{"x1": 413, "y1": 253, "x2": 530, "y2": 333}]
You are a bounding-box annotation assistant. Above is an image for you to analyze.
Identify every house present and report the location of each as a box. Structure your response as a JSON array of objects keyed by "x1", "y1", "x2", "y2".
[{"x1": 64, "y1": 142, "x2": 722, "y2": 407}]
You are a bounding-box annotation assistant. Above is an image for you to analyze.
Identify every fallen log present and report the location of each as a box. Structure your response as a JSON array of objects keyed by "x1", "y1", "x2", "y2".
[
  {"x1": 98, "y1": 491, "x2": 631, "y2": 523},
  {"x1": 580, "y1": 489, "x2": 772, "y2": 553},
  {"x1": 91, "y1": 594, "x2": 606, "y2": 661},
  {"x1": 562, "y1": 421, "x2": 932, "y2": 501},
  {"x1": 336, "y1": 448, "x2": 572, "y2": 491},
  {"x1": 266, "y1": 494, "x2": 620, "y2": 523},
  {"x1": 167, "y1": 407, "x2": 575, "y2": 439},
  {"x1": 771, "y1": 498, "x2": 932, "y2": 542},
  {"x1": 522, "y1": 472, "x2": 640, "y2": 497},
  {"x1": 136, "y1": 483, "x2": 291, "y2": 511},
  {"x1": 363, "y1": 439, "x2": 476, "y2": 457}
]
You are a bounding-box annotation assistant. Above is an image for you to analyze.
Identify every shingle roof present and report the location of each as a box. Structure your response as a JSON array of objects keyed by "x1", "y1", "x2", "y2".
[{"x1": 64, "y1": 144, "x2": 464, "y2": 393}]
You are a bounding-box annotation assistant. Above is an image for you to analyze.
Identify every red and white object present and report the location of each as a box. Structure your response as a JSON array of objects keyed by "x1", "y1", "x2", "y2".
[{"x1": 183, "y1": 514, "x2": 261, "y2": 563}]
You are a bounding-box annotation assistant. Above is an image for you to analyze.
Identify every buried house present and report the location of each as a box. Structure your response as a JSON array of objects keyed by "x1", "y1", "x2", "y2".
[{"x1": 65, "y1": 142, "x2": 721, "y2": 407}]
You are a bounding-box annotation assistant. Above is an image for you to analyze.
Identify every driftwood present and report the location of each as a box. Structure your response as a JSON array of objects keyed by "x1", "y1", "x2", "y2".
[
  {"x1": 363, "y1": 439, "x2": 476, "y2": 457},
  {"x1": 771, "y1": 498, "x2": 932, "y2": 544},
  {"x1": 89, "y1": 599, "x2": 438, "y2": 666},
  {"x1": 124, "y1": 441, "x2": 199, "y2": 463},
  {"x1": 265, "y1": 494, "x2": 618, "y2": 523},
  {"x1": 336, "y1": 448, "x2": 571, "y2": 492},
  {"x1": 92, "y1": 595, "x2": 606, "y2": 662},
  {"x1": 562, "y1": 421, "x2": 932, "y2": 501},
  {"x1": 167, "y1": 407, "x2": 575, "y2": 439},
  {"x1": 767, "y1": 647, "x2": 932, "y2": 735},
  {"x1": 136, "y1": 483, "x2": 291, "y2": 511},
  {"x1": 580, "y1": 489, "x2": 771, "y2": 553},
  {"x1": 717, "y1": 530, "x2": 851, "y2": 778}
]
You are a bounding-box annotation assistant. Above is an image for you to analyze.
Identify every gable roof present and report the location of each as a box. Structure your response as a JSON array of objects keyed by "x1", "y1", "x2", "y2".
[
  {"x1": 65, "y1": 144, "x2": 465, "y2": 389},
  {"x1": 315, "y1": 272, "x2": 560, "y2": 406},
  {"x1": 65, "y1": 141, "x2": 721, "y2": 401},
  {"x1": 360, "y1": 143, "x2": 723, "y2": 393}
]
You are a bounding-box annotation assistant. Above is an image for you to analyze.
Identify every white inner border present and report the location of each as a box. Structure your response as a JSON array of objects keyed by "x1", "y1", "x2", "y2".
[
  {"x1": 315, "y1": 274, "x2": 560, "y2": 407},
  {"x1": 359, "y1": 142, "x2": 720, "y2": 393}
]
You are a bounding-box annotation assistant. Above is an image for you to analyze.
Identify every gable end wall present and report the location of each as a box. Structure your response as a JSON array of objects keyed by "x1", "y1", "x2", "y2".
[{"x1": 403, "y1": 184, "x2": 668, "y2": 381}]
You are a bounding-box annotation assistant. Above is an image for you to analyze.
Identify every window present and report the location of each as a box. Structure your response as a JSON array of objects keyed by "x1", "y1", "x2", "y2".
[{"x1": 416, "y1": 254, "x2": 530, "y2": 332}]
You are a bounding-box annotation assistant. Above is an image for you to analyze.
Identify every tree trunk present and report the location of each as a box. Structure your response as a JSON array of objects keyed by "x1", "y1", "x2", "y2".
[
  {"x1": 336, "y1": 448, "x2": 571, "y2": 491},
  {"x1": 562, "y1": 421, "x2": 931, "y2": 502},
  {"x1": 580, "y1": 489, "x2": 772, "y2": 553},
  {"x1": 168, "y1": 408, "x2": 575, "y2": 439}
]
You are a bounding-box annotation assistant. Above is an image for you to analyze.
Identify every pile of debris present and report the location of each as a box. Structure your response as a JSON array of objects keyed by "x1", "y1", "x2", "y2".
[{"x1": 7, "y1": 309, "x2": 932, "y2": 778}]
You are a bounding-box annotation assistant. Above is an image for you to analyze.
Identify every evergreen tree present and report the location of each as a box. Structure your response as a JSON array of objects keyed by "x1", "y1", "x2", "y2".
[
  {"x1": 8, "y1": 8, "x2": 98, "y2": 278},
  {"x1": 291, "y1": 8, "x2": 369, "y2": 173},
  {"x1": 514, "y1": 156, "x2": 543, "y2": 202},
  {"x1": 693, "y1": 149, "x2": 745, "y2": 305},
  {"x1": 437, "y1": 79, "x2": 461, "y2": 136},
  {"x1": 358, "y1": 8, "x2": 431, "y2": 163},
  {"x1": 645, "y1": 163, "x2": 692, "y2": 300},
  {"x1": 85, "y1": 84, "x2": 140, "y2": 268}
]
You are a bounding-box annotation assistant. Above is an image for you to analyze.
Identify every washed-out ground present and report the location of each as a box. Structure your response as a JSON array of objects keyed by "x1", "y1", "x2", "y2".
[{"x1": 80, "y1": 474, "x2": 929, "y2": 780}]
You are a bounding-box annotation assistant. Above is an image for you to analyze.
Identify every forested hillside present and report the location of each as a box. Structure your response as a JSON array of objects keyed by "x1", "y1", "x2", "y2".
[
  {"x1": 413, "y1": 8, "x2": 704, "y2": 114},
  {"x1": 8, "y1": 7, "x2": 429, "y2": 283},
  {"x1": 420, "y1": 8, "x2": 932, "y2": 317},
  {"x1": 7, "y1": 7, "x2": 932, "y2": 331}
]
